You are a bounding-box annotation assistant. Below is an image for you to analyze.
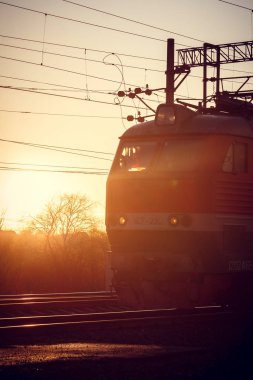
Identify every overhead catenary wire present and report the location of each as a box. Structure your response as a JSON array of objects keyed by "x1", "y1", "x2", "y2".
[
  {"x1": 0, "y1": 1, "x2": 179, "y2": 45},
  {"x1": 2, "y1": 42, "x2": 251, "y2": 100},
  {"x1": 0, "y1": 82, "x2": 250, "y2": 110},
  {"x1": 0, "y1": 85, "x2": 149, "y2": 111},
  {"x1": 0, "y1": 166, "x2": 108, "y2": 175},
  {"x1": 0, "y1": 4, "x2": 251, "y2": 119},
  {"x1": 0, "y1": 74, "x2": 163, "y2": 102},
  {"x1": 6, "y1": 40, "x2": 251, "y2": 81},
  {"x1": 0, "y1": 161, "x2": 109, "y2": 172},
  {"x1": 0, "y1": 74, "x2": 94, "y2": 91},
  {"x1": 0, "y1": 34, "x2": 166, "y2": 62},
  {"x1": 0, "y1": 55, "x2": 141, "y2": 87},
  {"x1": 0, "y1": 137, "x2": 114, "y2": 155},
  {"x1": 1, "y1": 84, "x2": 161, "y2": 101},
  {"x1": 1, "y1": 35, "x2": 252, "y2": 77},
  {"x1": 62, "y1": 0, "x2": 204, "y2": 44},
  {"x1": 218, "y1": 0, "x2": 253, "y2": 12},
  {"x1": 0, "y1": 109, "x2": 124, "y2": 118},
  {"x1": 0, "y1": 138, "x2": 114, "y2": 161},
  {"x1": 0, "y1": 43, "x2": 166, "y2": 73},
  {"x1": 0, "y1": 58, "x2": 251, "y2": 102},
  {"x1": 218, "y1": 0, "x2": 253, "y2": 40},
  {"x1": 0, "y1": 54, "x2": 168, "y2": 99},
  {"x1": 1, "y1": 1, "x2": 251, "y2": 50},
  {"x1": 0, "y1": 1, "x2": 204, "y2": 47},
  {"x1": 0, "y1": 43, "x2": 165, "y2": 101},
  {"x1": 0, "y1": 51, "x2": 166, "y2": 105}
]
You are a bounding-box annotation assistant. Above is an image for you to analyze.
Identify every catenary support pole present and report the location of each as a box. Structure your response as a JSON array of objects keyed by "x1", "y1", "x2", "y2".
[{"x1": 166, "y1": 38, "x2": 174, "y2": 105}]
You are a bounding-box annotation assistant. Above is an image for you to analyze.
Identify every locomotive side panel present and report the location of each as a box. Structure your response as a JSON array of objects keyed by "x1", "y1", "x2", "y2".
[{"x1": 215, "y1": 136, "x2": 253, "y2": 304}]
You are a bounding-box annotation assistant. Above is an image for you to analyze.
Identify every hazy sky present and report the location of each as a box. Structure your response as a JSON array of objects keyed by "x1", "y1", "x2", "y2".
[{"x1": 0, "y1": 0, "x2": 252, "y2": 229}]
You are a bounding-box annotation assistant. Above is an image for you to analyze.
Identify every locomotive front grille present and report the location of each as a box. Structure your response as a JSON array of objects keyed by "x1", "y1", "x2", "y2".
[{"x1": 215, "y1": 180, "x2": 253, "y2": 214}]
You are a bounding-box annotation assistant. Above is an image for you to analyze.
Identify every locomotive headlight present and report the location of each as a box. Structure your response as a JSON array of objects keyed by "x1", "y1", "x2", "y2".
[
  {"x1": 169, "y1": 216, "x2": 179, "y2": 226},
  {"x1": 155, "y1": 104, "x2": 175, "y2": 126},
  {"x1": 119, "y1": 216, "x2": 127, "y2": 225}
]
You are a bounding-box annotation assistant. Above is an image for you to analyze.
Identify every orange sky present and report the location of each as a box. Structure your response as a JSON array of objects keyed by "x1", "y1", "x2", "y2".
[{"x1": 0, "y1": 0, "x2": 252, "y2": 230}]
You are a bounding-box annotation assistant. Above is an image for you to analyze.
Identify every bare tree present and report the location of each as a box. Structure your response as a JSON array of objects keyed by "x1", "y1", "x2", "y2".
[
  {"x1": 29, "y1": 193, "x2": 98, "y2": 250},
  {"x1": 0, "y1": 209, "x2": 6, "y2": 231}
]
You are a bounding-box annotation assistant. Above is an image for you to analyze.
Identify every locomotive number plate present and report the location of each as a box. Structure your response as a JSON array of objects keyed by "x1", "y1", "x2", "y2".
[
  {"x1": 134, "y1": 216, "x2": 164, "y2": 225},
  {"x1": 229, "y1": 260, "x2": 253, "y2": 272}
]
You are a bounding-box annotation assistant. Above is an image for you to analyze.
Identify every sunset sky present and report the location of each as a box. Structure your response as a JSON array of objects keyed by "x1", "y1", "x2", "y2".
[{"x1": 0, "y1": 0, "x2": 252, "y2": 230}]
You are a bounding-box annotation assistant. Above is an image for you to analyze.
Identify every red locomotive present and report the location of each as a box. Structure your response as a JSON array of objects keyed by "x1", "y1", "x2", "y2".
[{"x1": 106, "y1": 40, "x2": 253, "y2": 308}]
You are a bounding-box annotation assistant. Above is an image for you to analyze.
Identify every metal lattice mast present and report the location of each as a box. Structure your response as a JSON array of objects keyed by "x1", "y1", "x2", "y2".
[
  {"x1": 175, "y1": 41, "x2": 253, "y2": 109},
  {"x1": 177, "y1": 41, "x2": 253, "y2": 67}
]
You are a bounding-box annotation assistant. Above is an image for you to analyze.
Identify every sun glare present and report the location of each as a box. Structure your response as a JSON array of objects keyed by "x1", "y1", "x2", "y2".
[
  {"x1": 1, "y1": 171, "x2": 67, "y2": 230},
  {"x1": 1, "y1": 168, "x2": 107, "y2": 231}
]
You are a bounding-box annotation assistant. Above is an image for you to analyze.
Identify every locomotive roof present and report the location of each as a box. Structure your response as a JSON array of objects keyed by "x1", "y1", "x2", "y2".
[{"x1": 120, "y1": 112, "x2": 253, "y2": 139}]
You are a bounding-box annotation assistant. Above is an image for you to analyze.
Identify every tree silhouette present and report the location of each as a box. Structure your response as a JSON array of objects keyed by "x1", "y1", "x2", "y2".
[
  {"x1": 0, "y1": 209, "x2": 6, "y2": 231},
  {"x1": 0, "y1": 196, "x2": 109, "y2": 293},
  {"x1": 29, "y1": 193, "x2": 98, "y2": 251}
]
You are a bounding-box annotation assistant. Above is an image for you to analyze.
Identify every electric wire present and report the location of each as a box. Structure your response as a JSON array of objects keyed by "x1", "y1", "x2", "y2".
[
  {"x1": 0, "y1": 84, "x2": 162, "y2": 104},
  {"x1": 0, "y1": 7, "x2": 251, "y2": 113},
  {"x1": 62, "y1": 0, "x2": 204, "y2": 44},
  {"x1": 1, "y1": 35, "x2": 252, "y2": 77},
  {"x1": 1, "y1": 0, "x2": 251, "y2": 49},
  {"x1": 0, "y1": 74, "x2": 161, "y2": 102},
  {"x1": 0, "y1": 1, "x2": 174, "y2": 44},
  {"x1": 0, "y1": 54, "x2": 166, "y2": 98},
  {"x1": 0, "y1": 166, "x2": 108, "y2": 175},
  {"x1": 0, "y1": 161, "x2": 109, "y2": 172},
  {"x1": 0, "y1": 34, "x2": 165, "y2": 62},
  {"x1": 0, "y1": 43, "x2": 166, "y2": 73},
  {"x1": 0, "y1": 55, "x2": 139, "y2": 87},
  {"x1": 1, "y1": 46, "x2": 250, "y2": 98},
  {"x1": 0, "y1": 85, "x2": 149, "y2": 111},
  {"x1": 218, "y1": 0, "x2": 253, "y2": 12},
  {"x1": 0, "y1": 138, "x2": 114, "y2": 161},
  {"x1": 0, "y1": 138, "x2": 113, "y2": 156},
  {"x1": 0, "y1": 55, "x2": 251, "y2": 95},
  {"x1": 0, "y1": 109, "x2": 123, "y2": 118},
  {"x1": 0, "y1": 74, "x2": 93, "y2": 91}
]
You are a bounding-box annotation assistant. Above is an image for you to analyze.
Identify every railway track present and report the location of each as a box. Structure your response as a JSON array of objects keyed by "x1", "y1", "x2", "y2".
[
  {"x1": 0, "y1": 303, "x2": 232, "y2": 330},
  {"x1": 0, "y1": 291, "x2": 119, "y2": 318},
  {"x1": 1, "y1": 291, "x2": 251, "y2": 333},
  {"x1": 1, "y1": 295, "x2": 252, "y2": 357},
  {"x1": 0, "y1": 290, "x2": 117, "y2": 305}
]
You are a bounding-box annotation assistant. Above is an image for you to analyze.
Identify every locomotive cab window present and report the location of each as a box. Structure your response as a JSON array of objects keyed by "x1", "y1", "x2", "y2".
[
  {"x1": 156, "y1": 139, "x2": 204, "y2": 172},
  {"x1": 222, "y1": 143, "x2": 248, "y2": 173},
  {"x1": 116, "y1": 141, "x2": 157, "y2": 172}
]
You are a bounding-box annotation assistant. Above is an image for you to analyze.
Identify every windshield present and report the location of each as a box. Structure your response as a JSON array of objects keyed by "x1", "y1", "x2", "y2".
[
  {"x1": 156, "y1": 139, "x2": 204, "y2": 171},
  {"x1": 113, "y1": 138, "x2": 204, "y2": 174},
  {"x1": 115, "y1": 141, "x2": 157, "y2": 172}
]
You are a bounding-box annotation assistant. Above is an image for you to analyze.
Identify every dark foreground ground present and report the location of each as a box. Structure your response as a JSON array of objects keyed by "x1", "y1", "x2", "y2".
[{"x1": 0, "y1": 310, "x2": 252, "y2": 379}]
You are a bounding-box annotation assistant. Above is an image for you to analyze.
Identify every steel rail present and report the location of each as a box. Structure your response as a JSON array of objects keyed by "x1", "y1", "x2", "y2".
[
  {"x1": 0, "y1": 291, "x2": 120, "y2": 322},
  {"x1": 0, "y1": 290, "x2": 115, "y2": 299},
  {"x1": 0, "y1": 306, "x2": 230, "y2": 330},
  {"x1": 0, "y1": 291, "x2": 117, "y2": 306}
]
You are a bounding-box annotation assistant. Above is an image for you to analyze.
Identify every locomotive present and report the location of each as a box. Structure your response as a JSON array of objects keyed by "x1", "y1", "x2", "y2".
[{"x1": 106, "y1": 40, "x2": 253, "y2": 308}]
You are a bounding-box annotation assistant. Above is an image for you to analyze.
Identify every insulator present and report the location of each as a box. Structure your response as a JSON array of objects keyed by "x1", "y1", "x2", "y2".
[
  {"x1": 137, "y1": 116, "x2": 144, "y2": 122},
  {"x1": 127, "y1": 115, "x2": 134, "y2": 121},
  {"x1": 128, "y1": 92, "x2": 136, "y2": 99},
  {"x1": 134, "y1": 87, "x2": 142, "y2": 94},
  {"x1": 117, "y1": 91, "x2": 125, "y2": 97},
  {"x1": 145, "y1": 89, "x2": 152, "y2": 96}
]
